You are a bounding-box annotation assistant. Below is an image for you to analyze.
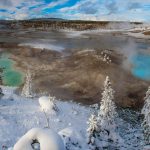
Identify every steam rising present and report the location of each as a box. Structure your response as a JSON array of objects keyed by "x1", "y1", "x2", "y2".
[{"x1": 121, "y1": 39, "x2": 138, "y2": 71}]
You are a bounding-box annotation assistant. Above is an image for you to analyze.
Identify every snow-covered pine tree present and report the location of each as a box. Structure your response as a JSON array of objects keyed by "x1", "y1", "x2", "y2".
[
  {"x1": 87, "y1": 114, "x2": 98, "y2": 145},
  {"x1": 21, "y1": 69, "x2": 33, "y2": 98},
  {"x1": 97, "y1": 76, "x2": 119, "y2": 148},
  {"x1": 141, "y1": 86, "x2": 150, "y2": 145}
]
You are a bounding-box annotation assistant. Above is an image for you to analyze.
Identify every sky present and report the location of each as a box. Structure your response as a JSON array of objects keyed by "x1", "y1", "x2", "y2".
[{"x1": 0, "y1": 0, "x2": 150, "y2": 22}]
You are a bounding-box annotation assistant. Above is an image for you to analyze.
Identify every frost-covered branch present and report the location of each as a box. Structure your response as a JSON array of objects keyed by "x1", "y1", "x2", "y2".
[{"x1": 21, "y1": 69, "x2": 33, "y2": 98}]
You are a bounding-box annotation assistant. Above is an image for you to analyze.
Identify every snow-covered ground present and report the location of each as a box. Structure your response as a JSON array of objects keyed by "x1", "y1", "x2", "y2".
[
  {"x1": 62, "y1": 23, "x2": 150, "y2": 39},
  {"x1": 0, "y1": 86, "x2": 91, "y2": 149},
  {"x1": 0, "y1": 86, "x2": 145, "y2": 150}
]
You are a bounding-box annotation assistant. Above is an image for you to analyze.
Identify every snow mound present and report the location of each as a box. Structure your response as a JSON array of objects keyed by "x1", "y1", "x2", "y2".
[
  {"x1": 39, "y1": 96, "x2": 56, "y2": 112},
  {"x1": 14, "y1": 128, "x2": 65, "y2": 150}
]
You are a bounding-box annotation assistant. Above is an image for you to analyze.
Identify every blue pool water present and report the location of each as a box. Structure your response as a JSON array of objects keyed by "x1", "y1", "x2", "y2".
[
  {"x1": 131, "y1": 54, "x2": 150, "y2": 81},
  {"x1": 0, "y1": 53, "x2": 24, "y2": 86}
]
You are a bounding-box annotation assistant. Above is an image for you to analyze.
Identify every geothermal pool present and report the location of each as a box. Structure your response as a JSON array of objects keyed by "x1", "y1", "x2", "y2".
[
  {"x1": 131, "y1": 54, "x2": 150, "y2": 81},
  {"x1": 0, "y1": 54, "x2": 24, "y2": 86}
]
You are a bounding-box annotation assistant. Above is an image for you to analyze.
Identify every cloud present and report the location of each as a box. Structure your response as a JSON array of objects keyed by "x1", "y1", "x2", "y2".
[
  {"x1": 31, "y1": 0, "x2": 69, "y2": 12},
  {"x1": 60, "y1": 0, "x2": 150, "y2": 22},
  {"x1": 0, "y1": 0, "x2": 150, "y2": 21},
  {"x1": 127, "y1": 2, "x2": 142, "y2": 10},
  {"x1": 0, "y1": 0, "x2": 12, "y2": 7},
  {"x1": 45, "y1": 0, "x2": 68, "y2": 9},
  {"x1": 60, "y1": 0, "x2": 100, "y2": 14},
  {"x1": 105, "y1": 1, "x2": 118, "y2": 14},
  {"x1": 0, "y1": 0, "x2": 65, "y2": 20},
  {"x1": 14, "y1": 13, "x2": 28, "y2": 20}
]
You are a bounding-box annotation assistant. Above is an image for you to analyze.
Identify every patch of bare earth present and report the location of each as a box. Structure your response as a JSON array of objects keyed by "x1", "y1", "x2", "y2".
[
  {"x1": 143, "y1": 31, "x2": 150, "y2": 35},
  {"x1": 1, "y1": 44, "x2": 148, "y2": 109}
]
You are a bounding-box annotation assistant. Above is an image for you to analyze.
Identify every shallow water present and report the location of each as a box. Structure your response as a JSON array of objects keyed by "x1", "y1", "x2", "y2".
[{"x1": 0, "y1": 54, "x2": 24, "y2": 86}]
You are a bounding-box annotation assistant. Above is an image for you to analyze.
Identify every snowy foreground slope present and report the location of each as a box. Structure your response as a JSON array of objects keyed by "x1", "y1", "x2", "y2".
[{"x1": 0, "y1": 86, "x2": 145, "y2": 150}]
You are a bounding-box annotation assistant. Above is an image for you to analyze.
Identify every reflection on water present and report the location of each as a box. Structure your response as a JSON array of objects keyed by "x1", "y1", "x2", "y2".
[
  {"x1": 0, "y1": 54, "x2": 24, "y2": 86},
  {"x1": 131, "y1": 54, "x2": 150, "y2": 81}
]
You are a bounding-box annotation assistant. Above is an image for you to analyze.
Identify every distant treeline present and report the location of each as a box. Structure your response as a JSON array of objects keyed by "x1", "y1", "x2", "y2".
[{"x1": 0, "y1": 19, "x2": 143, "y2": 30}]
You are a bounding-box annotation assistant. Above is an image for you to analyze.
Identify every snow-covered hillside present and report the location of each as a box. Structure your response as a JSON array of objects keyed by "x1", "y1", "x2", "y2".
[{"x1": 0, "y1": 86, "x2": 146, "y2": 150}]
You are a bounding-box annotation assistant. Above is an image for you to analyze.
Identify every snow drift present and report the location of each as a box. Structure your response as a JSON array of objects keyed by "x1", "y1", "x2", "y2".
[
  {"x1": 14, "y1": 128, "x2": 65, "y2": 150},
  {"x1": 39, "y1": 96, "x2": 57, "y2": 112}
]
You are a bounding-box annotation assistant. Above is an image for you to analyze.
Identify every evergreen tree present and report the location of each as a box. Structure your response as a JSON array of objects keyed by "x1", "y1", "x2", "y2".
[
  {"x1": 87, "y1": 114, "x2": 98, "y2": 145},
  {"x1": 21, "y1": 69, "x2": 33, "y2": 98},
  {"x1": 97, "y1": 76, "x2": 119, "y2": 147},
  {"x1": 141, "y1": 86, "x2": 150, "y2": 145}
]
